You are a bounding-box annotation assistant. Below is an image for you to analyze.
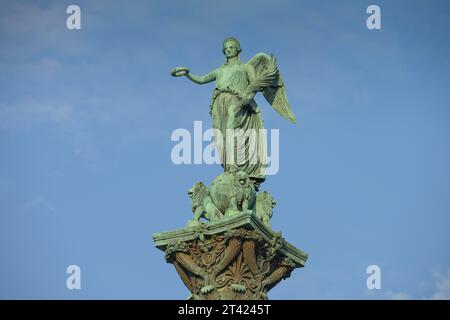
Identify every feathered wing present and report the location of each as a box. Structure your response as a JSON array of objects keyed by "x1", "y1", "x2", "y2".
[{"x1": 247, "y1": 53, "x2": 296, "y2": 123}]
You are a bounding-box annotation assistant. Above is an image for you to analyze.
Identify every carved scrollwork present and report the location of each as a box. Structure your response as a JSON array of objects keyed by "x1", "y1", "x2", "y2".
[
  {"x1": 165, "y1": 240, "x2": 189, "y2": 261},
  {"x1": 163, "y1": 227, "x2": 300, "y2": 299}
]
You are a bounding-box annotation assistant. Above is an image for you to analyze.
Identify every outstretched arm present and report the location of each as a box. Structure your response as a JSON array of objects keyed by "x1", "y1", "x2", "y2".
[
  {"x1": 171, "y1": 67, "x2": 216, "y2": 84},
  {"x1": 186, "y1": 69, "x2": 216, "y2": 85}
]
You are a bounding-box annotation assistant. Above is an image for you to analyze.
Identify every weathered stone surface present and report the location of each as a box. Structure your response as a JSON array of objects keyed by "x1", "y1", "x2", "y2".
[{"x1": 153, "y1": 212, "x2": 308, "y2": 300}]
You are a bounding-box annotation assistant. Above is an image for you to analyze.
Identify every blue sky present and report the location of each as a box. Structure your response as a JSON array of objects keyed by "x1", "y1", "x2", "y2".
[{"x1": 1, "y1": 0, "x2": 449, "y2": 299}]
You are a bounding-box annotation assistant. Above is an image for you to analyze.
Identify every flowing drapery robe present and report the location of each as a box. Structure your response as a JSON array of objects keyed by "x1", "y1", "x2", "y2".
[{"x1": 210, "y1": 60, "x2": 267, "y2": 182}]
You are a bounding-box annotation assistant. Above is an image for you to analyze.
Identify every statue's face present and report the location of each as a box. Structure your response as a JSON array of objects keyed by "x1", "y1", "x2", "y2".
[{"x1": 223, "y1": 41, "x2": 239, "y2": 58}]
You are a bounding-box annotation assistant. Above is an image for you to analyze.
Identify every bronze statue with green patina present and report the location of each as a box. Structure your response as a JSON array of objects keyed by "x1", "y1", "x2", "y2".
[
  {"x1": 172, "y1": 37, "x2": 295, "y2": 182},
  {"x1": 153, "y1": 38, "x2": 308, "y2": 300},
  {"x1": 172, "y1": 37, "x2": 296, "y2": 226}
]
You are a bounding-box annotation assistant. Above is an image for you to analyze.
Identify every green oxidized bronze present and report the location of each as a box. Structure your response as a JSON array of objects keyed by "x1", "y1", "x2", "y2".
[
  {"x1": 153, "y1": 37, "x2": 308, "y2": 300},
  {"x1": 172, "y1": 36, "x2": 296, "y2": 185}
]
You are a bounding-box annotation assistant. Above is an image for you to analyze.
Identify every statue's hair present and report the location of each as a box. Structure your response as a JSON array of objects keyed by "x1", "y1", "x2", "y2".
[{"x1": 222, "y1": 37, "x2": 242, "y2": 54}]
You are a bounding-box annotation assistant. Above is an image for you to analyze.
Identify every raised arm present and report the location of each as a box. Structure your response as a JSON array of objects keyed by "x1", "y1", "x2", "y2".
[
  {"x1": 171, "y1": 67, "x2": 216, "y2": 85},
  {"x1": 186, "y1": 69, "x2": 216, "y2": 85}
]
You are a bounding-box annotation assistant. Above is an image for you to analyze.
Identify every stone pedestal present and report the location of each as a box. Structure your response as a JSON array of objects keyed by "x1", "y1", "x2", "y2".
[{"x1": 153, "y1": 212, "x2": 308, "y2": 300}]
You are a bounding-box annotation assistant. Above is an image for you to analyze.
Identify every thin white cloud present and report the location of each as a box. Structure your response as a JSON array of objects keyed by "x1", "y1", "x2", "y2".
[
  {"x1": 64, "y1": 121, "x2": 99, "y2": 161},
  {"x1": 386, "y1": 291, "x2": 413, "y2": 300},
  {"x1": 0, "y1": 101, "x2": 72, "y2": 131},
  {"x1": 431, "y1": 269, "x2": 450, "y2": 300},
  {"x1": 0, "y1": 100, "x2": 100, "y2": 165},
  {"x1": 21, "y1": 196, "x2": 56, "y2": 214},
  {"x1": 381, "y1": 268, "x2": 450, "y2": 300},
  {"x1": 28, "y1": 57, "x2": 63, "y2": 75}
]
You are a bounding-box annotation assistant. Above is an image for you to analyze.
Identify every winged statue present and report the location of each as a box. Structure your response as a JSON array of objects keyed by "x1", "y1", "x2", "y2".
[{"x1": 171, "y1": 37, "x2": 296, "y2": 186}]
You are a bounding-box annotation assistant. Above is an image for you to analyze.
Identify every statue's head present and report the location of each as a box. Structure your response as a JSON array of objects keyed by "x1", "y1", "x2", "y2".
[{"x1": 222, "y1": 37, "x2": 242, "y2": 59}]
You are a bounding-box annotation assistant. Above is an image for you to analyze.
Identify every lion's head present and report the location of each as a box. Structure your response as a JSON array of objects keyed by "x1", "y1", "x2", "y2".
[
  {"x1": 188, "y1": 181, "x2": 209, "y2": 210},
  {"x1": 256, "y1": 191, "x2": 276, "y2": 220}
]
